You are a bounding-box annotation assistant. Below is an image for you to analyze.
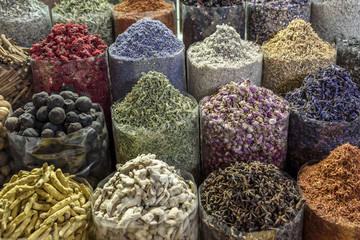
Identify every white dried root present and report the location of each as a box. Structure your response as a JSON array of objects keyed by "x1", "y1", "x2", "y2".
[
  {"x1": 93, "y1": 154, "x2": 198, "y2": 240},
  {"x1": 0, "y1": 163, "x2": 92, "y2": 239}
]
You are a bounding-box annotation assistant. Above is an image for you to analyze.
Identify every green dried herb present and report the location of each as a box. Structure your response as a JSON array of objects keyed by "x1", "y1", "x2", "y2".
[{"x1": 112, "y1": 71, "x2": 201, "y2": 183}]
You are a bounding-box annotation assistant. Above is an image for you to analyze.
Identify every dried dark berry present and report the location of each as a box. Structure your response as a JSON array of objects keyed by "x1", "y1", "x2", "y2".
[
  {"x1": 43, "y1": 122, "x2": 62, "y2": 132},
  {"x1": 92, "y1": 103, "x2": 101, "y2": 112},
  {"x1": 47, "y1": 95, "x2": 64, "y2": 110},
  {"x1": 64, "y1": 99, "x2": 75, "y2": 113},
  {"x1": 55, "y1": 131, "x2": 66, "y2": 138},
  {"x1": 67, "y1": 122, "x2": 82, "y2": 134},
  {"x1": 4, "y1": 117, "x2": 20, "y2": 132},
  {"x1": 78, "y1": 113, "x2": 92, "y2": 127},
  {"x1": 11, "y1": 108, "x2": 24, "y2": 118},
  {"x1": 25, "y1": 106, "x2": 37, "y2": 117},
  {"x1": 19, "y1": 113, "x2": 35, "y2": 128},
  {"x1": 35, "y1": 121, "x2": 45, "y2": 131},
  {"x1": 88, "y1": 108, "x2": 98, "y2": 120},
  {"x1": 24, "y1": 102, "x2": 34, "y2": 110},
  {"x1": 75, "y1": 96, "x2": 92, "y2": 113},
  {"x1": 32, "y1": 91, "x2": 49, "y2": 109},
  {"x1": 60, "y1": 91, "x2": 79, "y2": 101},
  {"x1": 41, "y1": 129, "x2": 55, "y2": 138},
  {"x1": 23, "y1": 128, "x2": 39, "y2": 137},
  {"x1": 49, "y1": 107, "x2": 66, "y2": 125},
  {"x1": 36, "y1": 106, "x2": 49, "y2": 123},
  {"x1": 66, "y1": 111, "x2": 79, "y2": 123}
]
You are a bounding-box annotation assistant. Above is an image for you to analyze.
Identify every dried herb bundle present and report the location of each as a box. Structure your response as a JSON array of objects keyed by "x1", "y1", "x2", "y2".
[{"x1": 200, "y1": 161, "x2": 304, "y2": 238}]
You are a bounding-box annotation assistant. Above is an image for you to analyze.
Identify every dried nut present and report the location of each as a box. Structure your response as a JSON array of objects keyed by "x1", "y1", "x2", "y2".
[
  {"x1": 0, "y1": 151, "x2": 9, "y2": 166},
  {"x1": 0, "y1": 107, "x2": 10, "y2": 120},
  {"x1": 0, "y1": 100, "x2": 11, "y2": 109},
  {"x1": 75, "y1": 96, "x2": 92, "y2": 113},
  {"x1": 0, "y1": 164, "x2": 11, "y2": 176},
  {"x1": 0, "y1": 95, "x2": 4, "y2": 100},
  {"x1": 32, "y1": 91, "x2": 49, "y2": 109}
]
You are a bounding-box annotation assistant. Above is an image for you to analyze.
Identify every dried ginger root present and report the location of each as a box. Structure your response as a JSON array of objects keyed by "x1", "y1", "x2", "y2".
[{"x1": 0, "y1": 163, "x2": 92, "y2": 239}]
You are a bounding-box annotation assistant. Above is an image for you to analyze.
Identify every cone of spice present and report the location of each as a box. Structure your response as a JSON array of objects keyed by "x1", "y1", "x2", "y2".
[
  {"x1": 262, "y1": 19, "x2": 336, "y2": 94},
  {"x1": 298, "y1": 143, "x2": 360, "y2": 240},
  {"x1": 113, "y1": 0, "x2": 175, "y2": 37}
]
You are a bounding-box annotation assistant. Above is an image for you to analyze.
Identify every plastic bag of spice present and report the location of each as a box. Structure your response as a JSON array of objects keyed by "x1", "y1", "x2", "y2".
[
  {"x1": 247, "y1": 0, "x2": 311, "y2": 44},
  {"x1": 182, "y1": 1, "x2": 245, "y2": 50},
  {"x1": 109, "y1": 18, "x2": 186, "y2": 102},
  {"x1": 113, "y1": 0, "x2": 176, "y2": 37},
  {"x1": 92, "y1": 154, "x2": 199, "y2": 240}
]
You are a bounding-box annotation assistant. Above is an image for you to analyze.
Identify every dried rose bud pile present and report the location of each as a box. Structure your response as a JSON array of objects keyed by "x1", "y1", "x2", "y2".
[
  {"x1": 200, "y1": 80, "x2": 289, "y2": 176},
  {"x1": 29, "y1": 23, "x2": 111, "y2": 120}
]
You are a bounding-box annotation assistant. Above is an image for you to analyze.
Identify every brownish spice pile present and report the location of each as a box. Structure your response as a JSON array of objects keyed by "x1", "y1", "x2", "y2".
[
  {"x1": 298, "y1": 143, "x2": 360, "y2": 225},
  {"x1": 113, "y1": 0, "x2": 175, "y2": 36},
  {"x1": 262, "y1": 19, "x2": 335, "y2": 94}
]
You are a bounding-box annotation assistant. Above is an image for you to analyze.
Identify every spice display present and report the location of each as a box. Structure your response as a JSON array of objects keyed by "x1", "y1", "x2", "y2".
[
  {"x1": 5, "y1": 90, "x2": 111, "y2": 187},
  {"x1": 311, "y1": 0, "x2": 360, "y2": 42},
  {"x1": 29, "y1": 23, "x2": 111, "y2": 121},
  {"x1": 200, "y1": 161, "x2": 305, "y2": 239},
  {"x1": 336, "y1": 37, "x2": 360, "y2": 87},
  {"x1": 0, "y1": 34, "x2": 33, "y2": 109},
  {"x1": 200, "y1": 80, "x2": 289, "y2": 177},
  {"x1": 182, "y1": 0, "x2": 245, "y2": 50},
  {"x1": 248, "y1": 0, "x2": 311, "y2": 44},
  {"x1": 109, "y1": 18, "x2": 185, "y2": 102},
  {"x1": 262, "y1": 19, "x2": 336, "y2": 94},
  {"x1": 0, "y1": 0, "x2": 51, "y2": 47},
  {"x1": 92, "y1": 154, "x2": 198, "y2": 240},
  {"x1": 52, "y1": 0, "x2": 114, "y2": 45},
  {"x1": 187, "y1": 24, "x2": 263, "y2": 101},
  {"x1": 298, "y1": 143, "x2": 360, "y2": 240},
  {"x1": 112, "y1": 71, "x2": 200, "y2": 182},
  {"x1": 113, "y1": 0, "x2": 175, "y2": 37},
  {"x1": 285, "y1": 65, "x2": 360, "y2": 176},
  {"x1": 0, "y1": 95, "x2": 14, "y2": 187},
  {"x1": 0, "y1": 163, "x2": 92, "y2": 239}
]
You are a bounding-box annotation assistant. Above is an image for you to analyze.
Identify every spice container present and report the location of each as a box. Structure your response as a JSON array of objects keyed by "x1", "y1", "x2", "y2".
[
  {"x1": 285, "y1": 65, "x2": 360, "y2": 176},
  {"x1": 187, "y1": 25, "x2": 263, "y2": 102},
  {"x1": 0, "y1": 0, "x2": 51, "y2": 48},
  {"x1": 247, "y1": 0, "x2": 311, "y2": 44},
  {"x1": 111, "y1": 71, "x2": 200, "y2": 183},
  {"x1": 0, "y1": 34, "x2": 33, "y2": 110},
  {"x1": 200, "y1": 80, "x2": 289, "y2": 177},
  {"x1": 298, "y1": 143, "x2": 360, "y2": 240},
  {"x1": 262, "y1": 19, "x2": 336, "y2": 94},
  {"x1": 52, "y1": 0, "x2": 114, "y2": 45},
  {"x1": 92, "y1": 154, "x2": 198, "y2": 240},
  {"x1": 30, "y1": 23, "x2": 111, "y2": 121},
  {"x1": 182, "y1": 0, "x2": 245, "y2": 50},
  {"x1": 113, "y1": 0, "x2": 175, "y2": 37},
  {"x1": 0, "y1": 163, "x2": 92, "y2": 239},
  {"x1": 311, "y1": 0, "x2": 360, "y2": 43},
  {"x1": 200, "y1": 161, "x2": 305, "y2": 240},
  {"x1": 336, "y1": 37, "x2": 360, "y2": 87},
  {"x1": 109, "y1": 18, "x2": 185, "y2": 102},
  {"x1": 5, "y1": 91, "x2": 111, "y2": 187}
]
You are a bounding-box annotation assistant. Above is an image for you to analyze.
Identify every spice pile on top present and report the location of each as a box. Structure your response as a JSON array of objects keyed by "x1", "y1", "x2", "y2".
[
  {"x1": 182, "y1": 0, "x2": 243, "y2": 7},
  {"x1": 110, "y1": 18, "x2": 183, "y2": 59},
  {"x1": 114, "y1": 0, "x2": 172, "y2": 12},
  {"x1": 298, "y1": 143, "x2": 360, "y2": 224},
  {"x1": 286, "y1": 65, "x2": 360, "y2": 122},
  {"x1": 53, "y1": 0, "x2": 112, "y2": 15},
  {"x1": 30, "y1": 23, "x2": 108, "y2": 61}
]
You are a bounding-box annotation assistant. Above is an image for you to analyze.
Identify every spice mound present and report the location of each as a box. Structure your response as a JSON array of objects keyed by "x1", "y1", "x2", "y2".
[
  {"x1": 92, "y1": 154, "x2": 198, "y2": 240},
  {"x1": 262, "y1": 18, "x2": 336, "y2": 94},
  {"x1": 114, "y1": 0, "x2": 172, "y2": 12},
  {"x1": 200, "y1": 80, "x2": 289, "y2": 176},
  {"x1": 53, "y1": 0, "x2": 112, "y2": 15},
  {"x1": 30, "y1": 23, "x2": 107, "y2": 61},
  {"x1": 110, "y1": 18, "x2": 183, "y2": 60},
  {"x1": 0, "y1": 163, "x2": 92, "y2": 239},
  {"x1": 298, "y1": 143, "x2": 360, "y2": 225},
  {"x1": 200, "y1": 161, "x2": 304, "y2": 237},
  {"x1": 182, "y1": 0, "x2": 243, "y2": 7},
  {"x1": 286, "y1": 65, "x2": 360, "y2": 122}
]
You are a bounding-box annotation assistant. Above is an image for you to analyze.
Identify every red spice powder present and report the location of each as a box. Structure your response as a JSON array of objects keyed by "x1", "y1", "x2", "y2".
[
  {"x1": 298, "y1": 143, "x2": 360, "y2": 225},
  {"x1": 114, "y1": 0, "x2": 172, "y2": 12}
]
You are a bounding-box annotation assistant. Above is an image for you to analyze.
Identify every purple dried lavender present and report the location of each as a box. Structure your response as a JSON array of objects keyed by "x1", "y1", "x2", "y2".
[
  {"x1": 285, "y1": 65, "x2": 360, "y2": 122},
  {"x1": 182, "y1": 0, "x2": 244, "y2": 7},
  {"x1": 200, "y1": 80, "x2": 289, "y2": 177}
]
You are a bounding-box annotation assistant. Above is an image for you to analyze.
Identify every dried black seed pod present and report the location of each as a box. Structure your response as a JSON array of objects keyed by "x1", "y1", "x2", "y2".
[
  {"x1": 67, "y1": 122, "x2": 82, "y2": 134},
  {"x1": 32, "y1": 91, "x2": 49, "y2": 109},
  {"x1": 60, "y1": 91, "x2": 79, "y2": 101},
  {"x1": 66, "y1": 111, "x2": 79, "y2": 123},
  {"x1": 19, "y1": 113, "x2": 35, "y2": 128},
  {"x1": 11, "y1": 108, "x2": 25, "y2": 118},
  {"x1": 36, "y1": 106, "x2": 49, "y2": 123},
  {"x1": 23, "y1": 102, "x2": 34, "y2": 110},
  {"x1": 25, "y1": 106, "x2": 37, "y2": 116},
  {"x1": 48, "y1": 107, "x2": 66, "y2": 125},
  {"x1": 22, "y1": 128, "x2": 39, "y2": 137},
  {"x1": 64, "y1": 99, "x2": 75, "y2": 113},
  {"x1": 4, "y1": 117, "x2": 20, "y2": 132},
  {"x1": 75, "y1": 96, "x2": 92, "y2": 113},
  {"x1": 78, "y1": 113, "x2": 92, "y2": 127},
  {"x1": 47, "y1": 95, "x2": 64, "y2": 110},
  {"x1": 43, "y1": 122, "x2": 62, "y2": 132},
  {"x1": 88, "y1": 108, "x2": 98, "y2": 120},
  {"x1": 41, "y1": 129, "x2": 55, "y2": 138}
]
